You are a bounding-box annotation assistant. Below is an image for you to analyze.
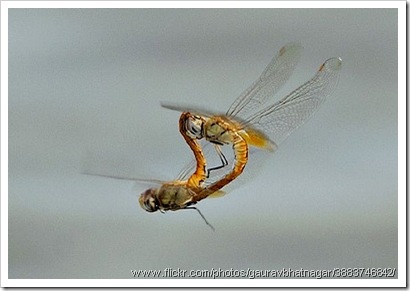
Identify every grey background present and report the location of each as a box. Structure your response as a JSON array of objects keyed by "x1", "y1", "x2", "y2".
[{"x1": 8, "y1": 9, "x2": 398, "y2": 279}]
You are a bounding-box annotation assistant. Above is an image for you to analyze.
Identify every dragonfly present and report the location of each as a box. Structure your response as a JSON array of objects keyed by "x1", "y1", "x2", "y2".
[
  {"x1": 138, "y1": 111, "x2": 232, "y2": 230},
  {"x1": 85, "y1": 111, "x2": 219, "y2": 230},
  {"x1": 163, "y1": 43, "x2": 342, "y2": 193},
  {"x1": 85, "y1": 43, "x2": 342, "y2": 230}
]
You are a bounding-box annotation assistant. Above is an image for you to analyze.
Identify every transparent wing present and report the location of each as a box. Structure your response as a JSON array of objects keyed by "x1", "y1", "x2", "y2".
[
  {"x1": 161, "y1": 102, "x2": 221, "y2": 117},
  {"x1": 81, "y1": 149, "x2": 171, "y2": 188},
  {"x1": 226, "y1": 43, "x2": 303, "y2": 119},
  {"x1": 244, "y1": 57, "x2": 342, "y2": 146},
  {"x1": 175, "y1": 157, "x2": 197, "y2": 181},
  {"x1": 82, "y1": 171, "x2": 165, "y2": 185}
]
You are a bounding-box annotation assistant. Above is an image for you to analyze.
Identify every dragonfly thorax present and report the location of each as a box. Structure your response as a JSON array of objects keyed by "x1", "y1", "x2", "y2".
[
  {"x1": 204, "y1": 117, "x2": 236, "y2": 145},
  {"x1": 139, "y1": 183, "x2": 196, "y2": 212},
  {"x1": 156, "y1": 184, "x2": 196, "y2": 210}
]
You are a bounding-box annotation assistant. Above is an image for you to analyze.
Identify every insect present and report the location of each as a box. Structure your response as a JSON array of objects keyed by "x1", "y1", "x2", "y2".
[
  {"x1": 139, "y1": 43, "x2": 311, "y2": 228},
  {"x1": 85, "y1": 112, "x2": 230, "y2": 230},
  {"x1": 138, "y1": 112, "x2": 224, "y2": 230},
  {"x1": 163, "y1": 43, "x2": 342, "y2": 192},
  {"x1": 85, "y1": 43, "x2": 342, "y2": 230},
  {"x1": 95, "y1": 112, "x2": 218, "y2": 230}
]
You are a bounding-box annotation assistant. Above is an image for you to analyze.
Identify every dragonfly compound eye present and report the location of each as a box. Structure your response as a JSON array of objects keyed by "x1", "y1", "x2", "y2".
[
  {"x1": 185, "y1": 116, "x2": 204, "y2": 139},
  {"x1": 139, "y1": 188, "x2": 159, "y2": 212}
]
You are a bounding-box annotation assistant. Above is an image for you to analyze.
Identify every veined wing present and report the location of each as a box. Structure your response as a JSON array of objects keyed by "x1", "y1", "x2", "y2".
[
  {"x1": 244, "y1": 57, "x2": 342, "y2": 146},
  {"x1": 226, "y1": 43, "x2": 303, "y2": 120},
  {"x1": 179, "y1": 58, "x2": 341, "y2": 193}
]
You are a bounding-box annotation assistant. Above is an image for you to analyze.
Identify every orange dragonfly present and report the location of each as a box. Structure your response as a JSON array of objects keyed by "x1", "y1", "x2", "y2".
[
  {"x1": 163, "y1": 44, "x2": 342, "y2": 193},
  {"x1": 138, "y1": 111, "x2": 223, "y2": 230},
  {"x1": 85, "y1": 111, "x2": 219, "y2": 230},
  {"x1": 85, "y1": 43, "x2": 342, "y2": 230}
]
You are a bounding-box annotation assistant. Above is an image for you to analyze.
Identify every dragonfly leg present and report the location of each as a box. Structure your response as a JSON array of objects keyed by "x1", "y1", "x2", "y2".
[
  {"x1": 206, "y1": 145, "x2": 228, "y2": 178},
  {"x1": 186, "y1": 206, "x2": 215, "y2": 231}
]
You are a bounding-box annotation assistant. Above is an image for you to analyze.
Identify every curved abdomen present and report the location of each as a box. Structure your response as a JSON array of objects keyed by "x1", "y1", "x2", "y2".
[{"x1": 198, "y1": 132, "x2": 248, "y2": 201}]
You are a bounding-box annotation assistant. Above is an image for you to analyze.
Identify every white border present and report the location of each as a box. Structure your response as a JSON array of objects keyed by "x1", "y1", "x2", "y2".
[
  {"x1": 1, "y1": 0, "x2": 9, "y2": 286},
  {"x1": 1, "y1": 0, "x2": 405, "y2": 288},
  {"x1": 0, "y1": 278, "x2": 407, "y2": 288},
  {"x1": 396, "y1": 0, "x2": 406, "y2": 287},
  {"x1": 1, "y1": 1, "x2": 405, "y2": 9}
]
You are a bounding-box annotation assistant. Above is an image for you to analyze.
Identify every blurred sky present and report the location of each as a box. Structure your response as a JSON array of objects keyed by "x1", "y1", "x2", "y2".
[{"x1": 8, "y1": 8, "x2": 398, "y2": 279}]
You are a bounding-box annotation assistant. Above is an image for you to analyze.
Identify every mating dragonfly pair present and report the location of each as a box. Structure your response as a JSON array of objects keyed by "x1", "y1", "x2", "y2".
[{"x1": 94, "y1": 43, "x2": 342, "y2": 230}]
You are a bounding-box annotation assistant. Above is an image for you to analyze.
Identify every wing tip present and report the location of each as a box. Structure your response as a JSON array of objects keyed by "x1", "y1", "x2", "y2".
[
  {"x1": 160, "y1": 101, "x2": 179, "y2": 111},
  {"x1": 280, "y1": 42, "x2": 304, "y2": 57},
  {"x1": 319, "y1": 57, "x2": 342, "y2": 72}
]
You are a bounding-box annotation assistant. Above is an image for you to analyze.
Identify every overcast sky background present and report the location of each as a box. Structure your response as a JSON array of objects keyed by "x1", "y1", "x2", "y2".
[{"x1": 8, "y1": 8, "x2": 398, "y2": 279}]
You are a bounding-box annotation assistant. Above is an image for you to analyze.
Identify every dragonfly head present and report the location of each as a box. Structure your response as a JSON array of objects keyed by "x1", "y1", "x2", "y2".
[
  {"x1": 184, "y1": 114, "x2": 206, "y2": 139},
  {"x1": 139, "y1": 188, "x2": 160, "y2": 212}
]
